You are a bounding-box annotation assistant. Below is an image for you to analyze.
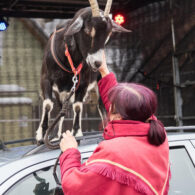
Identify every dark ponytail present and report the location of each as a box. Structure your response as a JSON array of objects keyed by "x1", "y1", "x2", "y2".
[{"x1": 148, "y1": 119, "x2": 166, "y2": 146}]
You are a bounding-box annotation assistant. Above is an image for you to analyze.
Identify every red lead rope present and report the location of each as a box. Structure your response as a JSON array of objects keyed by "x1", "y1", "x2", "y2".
[
  {"x1": 64, "y1": 44, "x2": 83, "y2": 75},
  {"x1": 50, "y1": 28, "x2": 83, "y2": 90},
  {"x1": 64, "y1": 44, "x2": 82, "y2": 90}
]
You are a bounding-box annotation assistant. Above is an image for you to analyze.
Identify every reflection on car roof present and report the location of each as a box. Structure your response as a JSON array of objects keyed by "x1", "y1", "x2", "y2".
[{"x1": 0, "y1": 132, "x2": 103, "y2": 166}]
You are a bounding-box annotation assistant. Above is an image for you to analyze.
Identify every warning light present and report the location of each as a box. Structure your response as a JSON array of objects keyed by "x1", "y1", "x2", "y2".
[
  {"x1": 114, "y1": 14, "x2": 125, "y2": 25},
  {"x1": 0, "y1": 18, "x2": 9, "y2": 31}
]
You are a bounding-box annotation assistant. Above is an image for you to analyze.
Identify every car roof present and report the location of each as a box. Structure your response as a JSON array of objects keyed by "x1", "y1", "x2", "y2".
[
  {"x1": 0, "y1": 145, "x2": 37, "y2": 166},
  {"x1": 167, "y1": 132, "x2": 195, "y2": 142},
  {"x1": 0, "y1": 133, "x2": 103, "y2": 167},
  {"x1": 0, "y1": 131, "x2": 195, "y2": 186},
  {"x1": 1, "y1": 131, "x2": 195, "y2": 163}
]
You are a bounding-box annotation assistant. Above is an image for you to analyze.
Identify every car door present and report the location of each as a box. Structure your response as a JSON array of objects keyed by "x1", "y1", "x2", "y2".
[{"x1": 168, "y1": 139, "x2": 195, "y2": 195}]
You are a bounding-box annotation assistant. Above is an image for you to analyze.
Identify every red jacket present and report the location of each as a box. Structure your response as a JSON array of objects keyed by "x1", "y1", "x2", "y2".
[{"x1": 60, "y1": 73, "x2": 170, "y2": 195}]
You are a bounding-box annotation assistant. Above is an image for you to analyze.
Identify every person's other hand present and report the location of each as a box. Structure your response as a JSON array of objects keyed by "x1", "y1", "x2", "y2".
[
  {"x1": 60, "y1": 130, "x2": 78, "y2": 152},
  {"x1": 98, "y1": 50, "x2": 110, "y2": 77}
]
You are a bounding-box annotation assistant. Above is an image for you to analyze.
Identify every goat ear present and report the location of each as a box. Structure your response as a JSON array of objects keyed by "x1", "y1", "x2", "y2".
[
  {"x1": 111, "y1": 20, "x2": 132, "y2": 33},
  {"x1": 64, "y1": 17, "x2": 84, "y2": 36}
]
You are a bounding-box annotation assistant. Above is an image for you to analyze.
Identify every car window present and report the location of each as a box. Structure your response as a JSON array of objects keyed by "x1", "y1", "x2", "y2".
[
  {"x1": 4, "y1": 151, "x2": 93, "y2": 195},
  {"x1": 169, "y1": 147, "x2": 195, "y2": 195},
  {"x1": 5, "y1": 166, "x2": 63, "y2": 195}
]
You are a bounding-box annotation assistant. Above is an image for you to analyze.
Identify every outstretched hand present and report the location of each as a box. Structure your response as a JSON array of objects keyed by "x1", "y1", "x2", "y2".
[
  {"x1": 60, "y1": 130, "x2": 78, "y2": 152},
  {"x1": 98, "y1": 50, "x2": 110, "y2": 78}
]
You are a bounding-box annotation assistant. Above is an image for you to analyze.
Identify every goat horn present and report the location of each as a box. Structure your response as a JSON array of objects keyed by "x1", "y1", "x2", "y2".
[
  {"x1": 89, "y1": 0, "x2": 100, "y2": 17},
  {"x1": 104, "y1": 0, "x2": 113, "y2": 17}
]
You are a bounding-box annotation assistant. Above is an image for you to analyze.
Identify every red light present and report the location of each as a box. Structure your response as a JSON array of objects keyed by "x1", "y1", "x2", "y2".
[{"x1": 114, "y1": 14, "x2": 125, "y2": 25}]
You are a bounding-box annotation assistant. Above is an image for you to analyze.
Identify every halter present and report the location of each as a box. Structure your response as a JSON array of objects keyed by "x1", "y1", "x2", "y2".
[{"x1": 50, "y1": 28, "x2": 83, "y2": 89}]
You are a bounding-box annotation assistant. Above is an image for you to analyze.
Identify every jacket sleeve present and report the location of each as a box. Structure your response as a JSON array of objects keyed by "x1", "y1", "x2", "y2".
[
  {"x1": 59, "y1": 148, "x2": 109, "y2": 194},
  {"x1": 60, "y1": 148, "x2": 81, "y2": 179},
  {"x1": 98, "y1": 73, "x2": 118, "y2": 112}
]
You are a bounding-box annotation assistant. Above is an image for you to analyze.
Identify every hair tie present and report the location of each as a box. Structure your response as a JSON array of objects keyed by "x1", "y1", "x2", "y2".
[
  {"x1": 145, "y1": 115, "x2": 157, "y2": 123},
  {"x1": 145, "y1": 117, "x2": 153, "y2": 123}
]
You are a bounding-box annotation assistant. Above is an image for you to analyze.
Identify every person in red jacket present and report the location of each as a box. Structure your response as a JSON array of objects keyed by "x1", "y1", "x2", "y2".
[{"x1": 59, "y1": 51, "x2": 170, "y2": 195}]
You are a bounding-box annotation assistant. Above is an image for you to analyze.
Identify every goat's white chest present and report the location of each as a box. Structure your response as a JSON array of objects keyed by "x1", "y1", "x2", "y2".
[
  {"x1": 52, "y1": 84, "x2": 75, "y2": 103},
  {"x1": 83, "y1": 81, "x2": 98, "y2": 102}
]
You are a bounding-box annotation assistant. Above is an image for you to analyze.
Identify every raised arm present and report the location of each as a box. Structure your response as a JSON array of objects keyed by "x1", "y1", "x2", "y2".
[{"x1": 98, "y1": 50, "x2": 118, "y2": 112}]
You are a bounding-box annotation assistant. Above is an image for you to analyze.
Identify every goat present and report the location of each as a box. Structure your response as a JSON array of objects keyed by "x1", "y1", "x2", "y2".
[{"x1": 36, "y1": 0, "x2": 130, "y2": 144}]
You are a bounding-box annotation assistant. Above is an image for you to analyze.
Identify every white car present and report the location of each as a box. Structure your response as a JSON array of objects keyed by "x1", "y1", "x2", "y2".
[{"x1": 0, "y1": 129, "x2": 195, "y2": 195}]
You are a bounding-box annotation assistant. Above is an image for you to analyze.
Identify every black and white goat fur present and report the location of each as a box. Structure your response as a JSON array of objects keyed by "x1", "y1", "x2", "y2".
[{"x1": 36, "y1": 0, "x2": 130, "y2": 144}]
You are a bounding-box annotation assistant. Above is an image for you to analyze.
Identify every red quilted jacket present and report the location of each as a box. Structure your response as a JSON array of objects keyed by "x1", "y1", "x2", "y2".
[{"x1": 60, "y1": 73, "x2": 170, "y2": 195}]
